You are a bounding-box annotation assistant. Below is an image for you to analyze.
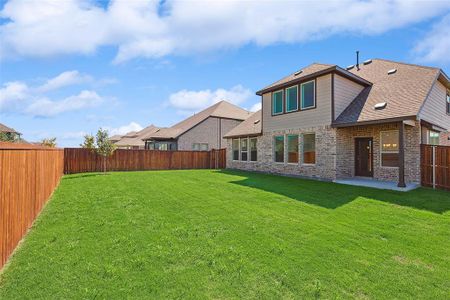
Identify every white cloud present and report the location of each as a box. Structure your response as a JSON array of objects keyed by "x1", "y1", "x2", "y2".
[
  {"x1": 37, "y1": 70, "x2": 92, "y2": 92},
  {"x1": 0, "y1": 81, "x2": 29, "y2": 111},
  {"x1": 1, "y1": 0, "x2": 450, "y2": 62},
  {"x1": 25, "y1": 90, "x2": 104, "y2": 117},
  {"x1": 168, "y1": 85, "x2": 253, "y2": 113},
  {"x1": 106, "y1": 122, "x2": 143, "y2": 136},
  {"x1": 250, "y1": 102, "x2": 262, "y2": 112},
  {"x1": 413, "y1": 13, "x2": 450, "y2": 64}
]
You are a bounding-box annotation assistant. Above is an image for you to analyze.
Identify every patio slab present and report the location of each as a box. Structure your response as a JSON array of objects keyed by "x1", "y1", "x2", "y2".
[{"x1": 334, "y1": 178, "x2": 419, "y2": 192}]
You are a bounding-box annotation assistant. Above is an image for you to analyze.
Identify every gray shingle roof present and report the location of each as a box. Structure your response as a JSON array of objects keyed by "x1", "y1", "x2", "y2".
[
  {"x1": 0, "y1": 123, "x2": 18, "y2": 134},
  {"x1": 224, "y1": 110, "x2": 262, "y2": 138}
]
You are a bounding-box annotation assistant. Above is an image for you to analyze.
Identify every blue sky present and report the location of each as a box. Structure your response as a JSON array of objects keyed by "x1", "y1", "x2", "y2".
[{"x1": 1, "y1": 0, "x2": 450, "y2": 146}]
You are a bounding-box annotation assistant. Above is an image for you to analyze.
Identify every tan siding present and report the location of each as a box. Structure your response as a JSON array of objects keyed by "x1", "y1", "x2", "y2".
[
  {"x1": 419, "y1": 80, "x2": 450, "y2": 130},
  {"x1": 262, "y1": 74, "x2": 332, "y2": 132},
  {"x1": 334, "y1": 74, "x2": 365, "y2": 120}
]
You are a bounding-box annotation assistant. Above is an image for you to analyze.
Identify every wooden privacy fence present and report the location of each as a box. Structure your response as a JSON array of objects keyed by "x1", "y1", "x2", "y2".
[
  {"x1": 64, "y1": 148, "x2": 226, "y2": 174},
  {"x1": 0, "y1": 143, "x2": 64, "y2": 269},
  {"x1": 421, "y1": 144, "x2": 450, "y2": 190}
]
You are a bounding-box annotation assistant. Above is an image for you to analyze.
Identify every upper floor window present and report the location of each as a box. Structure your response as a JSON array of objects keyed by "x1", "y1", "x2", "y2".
[
  {"x1": 286, "y1": 86, "x2": 298, "y2": 112},
  {"x1": 301, "y1": 80, "x2": 315, "y2": 109},
  {"x1": 447, "y1": 92, "x2": 450, "y2": 114},
  {"x1": 272, "y1": 90, "x2": 283, "y2": 115}
]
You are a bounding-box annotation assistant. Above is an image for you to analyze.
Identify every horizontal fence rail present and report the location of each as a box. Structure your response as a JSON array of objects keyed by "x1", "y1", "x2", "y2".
[
  {"x1": 64, "y1": 148, "x2": 226, "y2": 174},
  {"x1": 0, "y1": 143, "x2": 64, "y2": 269},
  {"x1": 421, "y1": 144, "x2": 450, "y2": 191}
]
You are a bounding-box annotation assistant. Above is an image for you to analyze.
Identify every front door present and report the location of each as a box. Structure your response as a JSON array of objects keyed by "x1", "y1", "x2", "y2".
[{"x1": 355, "y1": 138, "x2": 373, "y2": 177}]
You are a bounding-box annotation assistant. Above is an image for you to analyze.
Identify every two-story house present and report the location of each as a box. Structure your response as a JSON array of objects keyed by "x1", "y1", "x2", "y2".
[
  {"x1": 142, "y1": 100, "x2": 251, "y2": 151},
  {"x1": 224, "y1": 59, "x2": 450, "y2": 188}
]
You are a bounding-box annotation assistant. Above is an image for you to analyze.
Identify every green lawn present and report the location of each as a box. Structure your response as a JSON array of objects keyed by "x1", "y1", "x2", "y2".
[{"x1": 1, "y1": 170, "x2": 449, "y2": 299}]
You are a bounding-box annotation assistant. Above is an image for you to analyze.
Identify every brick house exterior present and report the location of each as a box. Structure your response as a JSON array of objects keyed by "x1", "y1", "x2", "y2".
[{"x1": 225, "y1": 59, "x2": 450, "y2": 186}]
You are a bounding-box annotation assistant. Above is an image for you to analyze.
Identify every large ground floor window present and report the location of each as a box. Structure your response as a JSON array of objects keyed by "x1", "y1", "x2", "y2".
[
  {"x1": 380, "y1": 131, "x2": 399, "y2": 167},
  {"x1": 233, "y1": 137, "x2": 258, "y2": 162},
  {"x1": 287, "y1": 135, "x2": 299, "y2": 163},
  {"x1": 302, "y1": 133, "x2": 316, "y2": 164},
  {"x1": 274, "y1": 136, "x2": 285, "y2": 163},
  {"x1": 249, "y1": 138, "x2": 257, "y2": 162},
  {"x1": 232, "y1": 139, "x2": 239, "y2": 160}
]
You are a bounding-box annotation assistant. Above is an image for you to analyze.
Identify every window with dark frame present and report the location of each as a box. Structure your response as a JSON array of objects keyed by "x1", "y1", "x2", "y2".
[
  {"x1": 272, "y1": 90, "x2": 283, "y2": 114},
  {"x1": 301, "y1": 80, "x2": 315, "y2": 109},
  {"x1": 447, "y1": 92, "x2": 450, "y2": 114},
  {"x1": 303, "y1": 133, "x2": 316, "y2": 164},
  {"x1": 380, "y1": 131, "x2": 399, "y2": 167},
  {"x1": 232, "y1": 139, "x2": 239, "y2": 160},
  {"x1": 286, "y1": 86, "x2": 298, "y2": 112},
  {"x1": 287, "y1": 134, "x2": 299, "y2": 163},
  {"x1": 249, "y1": 138, "x2": 257, "y2": 162},
  {"x1": 240, "y1": 138, "x2": 248, "y2": 161},
  {"x1": 274, "y1": 136, "x2": 284, "y2": 163}
]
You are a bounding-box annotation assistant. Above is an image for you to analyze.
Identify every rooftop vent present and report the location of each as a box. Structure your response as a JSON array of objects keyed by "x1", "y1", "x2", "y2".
[
  {"x1": 346, "y1": 65, "x2": 355, "y2": 70},
  {"x1": 387, "y1": 69, "x2": 397, "y2": 75},
  {"x1": 363, "y1": 59, "x2": 372, "y2": 65},
  {"x1": 374, "y1": 102, "x2": 387, "y2": 110},
  {"x1": 254, "y1": 119, "x2": 261, "y2": 124},
  {"x1": 294, "y1": 70, "x2": 303, "y2": 76}
]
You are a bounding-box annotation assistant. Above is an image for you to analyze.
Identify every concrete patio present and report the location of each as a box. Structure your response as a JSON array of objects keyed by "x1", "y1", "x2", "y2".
[{"x1": 334, "y1": 178, "x2": 419, "y2": 192}]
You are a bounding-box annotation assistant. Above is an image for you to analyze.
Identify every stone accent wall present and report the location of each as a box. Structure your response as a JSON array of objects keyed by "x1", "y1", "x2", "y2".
[
  {"x1": 336, "y1": 121, "x2": 421, "y2": 184},
  {"x1": 227, "y1": 121, "x2": 422, "y2": 184},
  {"x1": 226, "y1": 125, "x2": 338, "y2": 181}
]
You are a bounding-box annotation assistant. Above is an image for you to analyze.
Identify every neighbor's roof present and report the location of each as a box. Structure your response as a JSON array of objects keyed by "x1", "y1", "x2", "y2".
[
  {"x1": 224, "y1": 110, "x2": 262, "y2": 138},
  {"x1": 115, "y1": 125, "x2": 159, "y2": 147},
  {"x1": 256, "y1": 63, "x2": 371, "y2": 95},
  {"x1": 109, "y1": 134, "x2": 122, "y2": 142},
  {"x1": 142, "y1": 100, "x2": 251, "y2": 140},
  {"x1": 0, "y1": 123, "x2": 19, "y2": 134},
  {"x1": 334, "y1": 59, "x2": 446, "y2": 126}
]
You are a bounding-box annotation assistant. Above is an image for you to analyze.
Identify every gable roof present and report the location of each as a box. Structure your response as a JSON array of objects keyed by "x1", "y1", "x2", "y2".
[
  {"x1": 142, "y1": 100, "x2": 251, "y2": 140},
  {"x1": 0, "y1": 123, "x2": 19, "y2": 134},
  {"x1": 109, "y1": 134, "x2": 122, "y2": 142},
  {"x1": 115, "y1": 125, "x2": 159, "y2": 147},
  {"x1": 256, "y1": 63, "x2": 371, "y2": 95},
  {"x1": 224, "y1": 110, "x2": 262, "y2": 138},
  {"x1": 334, "y1": 59, "x2": 444, "y2": 126}
]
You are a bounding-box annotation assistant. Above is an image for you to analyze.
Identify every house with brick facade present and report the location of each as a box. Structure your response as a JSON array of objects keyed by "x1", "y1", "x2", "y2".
[
  {"x1": 224, "y1": 59, "x2": 450, "y2": 188},
  {"x1": 142, "y1": 100, "x2": 251, "y2": 151}
]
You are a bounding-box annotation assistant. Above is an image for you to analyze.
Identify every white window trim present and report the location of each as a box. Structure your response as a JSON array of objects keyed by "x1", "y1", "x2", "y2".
[
  {"x1": 286, "y1": 134, "x2": 299, "y2": 164},
  {"x1": 380, "y1": 130, "x2": 399, "y2": 168},
  {"x1": 301, "y1": 133, "x2": 316, "y2": 166},
  {"x1": 232, "y1": 138, "x2": 240, "y2": 161},
  {"x1": 249, "y1": 137, "x2": 258, "y2": 162},
  {"x1": 285, "y1": 85, "x2": 299, "y2": 113},
  {"x1": 272, "y1": 90, "x2": 284, "y2": 115},
  {"x1": 240, "y1": 137, "x2": 249, "y2": 162},
  {"x1": 273, "y1": 135, "x2": 285, "y2": 163},
  {"x1": 300, "y1": 80, "x2": 316, "y2": 110}
]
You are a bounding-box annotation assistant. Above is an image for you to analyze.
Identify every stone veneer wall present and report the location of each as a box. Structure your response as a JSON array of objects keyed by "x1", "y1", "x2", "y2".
[
  {"x1": 336, "y1": 121, "x2": 421, "y2": 184},
  {"x1": 226, "y1": 125, "x2": 338, "y2": 181}
]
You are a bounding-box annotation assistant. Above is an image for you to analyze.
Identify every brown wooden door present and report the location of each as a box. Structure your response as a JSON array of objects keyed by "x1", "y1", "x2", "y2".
[{"x1": 355, "y1": 138, "x2": 373, "y2": 177}]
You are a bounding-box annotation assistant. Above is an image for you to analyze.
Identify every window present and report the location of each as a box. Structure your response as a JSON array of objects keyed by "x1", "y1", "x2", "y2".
[
  {"x1": 232, "y1": 139, "x2": 239, "y2": 160},
  {"x1": 428, "y1": 131, "x2": 439, "y2": 145},
  {"x1": 200, "y1": 143, "x2": 208, "y2": 151},
  {"x1": 447, "y1": 92, "x2": 450, "y2": 114},
  {"x1": 192, "y1": 143, "x2": 208, "y2": 151},
  {"x1": 241, "y1": 138, "x2": 248, "y2": 161},
  {"x1": 286, "y1": 86, "x2": 298, "y2": 112},
  {"x1": 250, "y1": 138, "x2": 257, "y2": 162},
  {"x1": 272, "y1": 90, "x2": 283, "y2": 115},
  {"x1": 274, "y1": 136, "x2": 284, "y2": 163},
  {"x1": 287, "y1": 135, "x2": 299, "y2": 163},
  {"x1": 192, "y1": 143, "x2": 200, "y2": 151},
  {"x1": 303, "y1": 133, "x2": 316, "y2": 164},
  {"x1": 380, "y1": 131, "x2": 399, "y2": 167},
  {"x1": 301, "y1": 80, "x2": 315, "y2": 109}
]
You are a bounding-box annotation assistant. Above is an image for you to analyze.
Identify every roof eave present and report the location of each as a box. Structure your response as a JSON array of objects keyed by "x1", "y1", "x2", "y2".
[
  {"x1": 224, "y1": 132, "x2": 262, "y2": 139},
  {"x1": 332, "y1": 115, "x2": 417, "y2": 128}
]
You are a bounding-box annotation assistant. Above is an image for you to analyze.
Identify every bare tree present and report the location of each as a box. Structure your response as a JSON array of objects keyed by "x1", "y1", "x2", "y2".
[{"x1": 95, "y1": 128, "x2": 116, "y2": 173}]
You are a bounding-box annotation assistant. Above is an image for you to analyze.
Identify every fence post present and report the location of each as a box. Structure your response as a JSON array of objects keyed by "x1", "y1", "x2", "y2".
[{"x1": 432, "y1": 146, "x2": 436, "y2": 189}]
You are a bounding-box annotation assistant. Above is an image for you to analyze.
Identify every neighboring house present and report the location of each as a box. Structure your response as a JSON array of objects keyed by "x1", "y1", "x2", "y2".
[
  {"x1": 224, "y1": 59, "x2": 450, "y2": 187},
  {"x1": 0, "y1": 123, "x2": 22, "y2": 142},
  {"x1": 142, "y1": 100, "x2": 251, "y2": 151},
  {"x1": 114, "y1": 125, "x2": 159, "y2": 149},
  {"x1": 109, "y1": 134, "x2": 122, "y2": 143}
]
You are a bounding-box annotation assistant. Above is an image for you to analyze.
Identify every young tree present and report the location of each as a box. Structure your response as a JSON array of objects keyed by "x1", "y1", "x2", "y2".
[
  {"x1": 0, "y1": 132, "x2": 16, "y2": 142},
  {"x1": 95, "y1": 128, "x2": 116, "y2": 173},
  {"x1": 41, "y1": 137, "x2": 57, "y2": 147},
  {"x1": 80, "y1": 134, "x2": 95, "y2": 150}
]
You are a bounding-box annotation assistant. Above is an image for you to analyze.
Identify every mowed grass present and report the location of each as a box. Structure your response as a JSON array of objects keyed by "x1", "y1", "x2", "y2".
[{"x1": 1, "y1": 170, "x2": 449, "y2": 299}]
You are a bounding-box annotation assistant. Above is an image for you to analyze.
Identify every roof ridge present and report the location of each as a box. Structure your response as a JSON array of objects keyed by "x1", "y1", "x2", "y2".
[{"x1": 371, "y1": 58, "x2": 440, "y2": 71}]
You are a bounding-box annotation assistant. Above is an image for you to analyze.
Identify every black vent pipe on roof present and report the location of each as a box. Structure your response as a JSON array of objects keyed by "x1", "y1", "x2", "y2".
[{"x1": 356, "y1": 51, "x2": 360, "y2": 70}]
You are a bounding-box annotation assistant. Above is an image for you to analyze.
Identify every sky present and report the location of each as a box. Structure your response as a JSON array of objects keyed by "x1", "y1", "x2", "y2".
[{"x1": 1, "y1": 0, "x2": 450, "y2": 147}]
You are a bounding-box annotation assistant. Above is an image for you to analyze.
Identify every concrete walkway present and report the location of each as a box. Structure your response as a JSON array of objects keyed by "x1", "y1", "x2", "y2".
[{"x1": 334, "y1": 178, "x2": 419, "y2": 192}]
